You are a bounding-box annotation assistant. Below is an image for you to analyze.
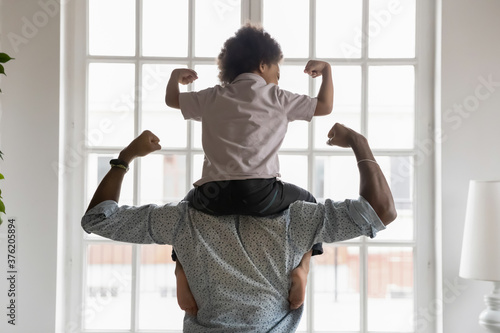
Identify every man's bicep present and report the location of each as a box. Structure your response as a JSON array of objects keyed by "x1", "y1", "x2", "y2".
[
  {"x1": 319, "y1": 198, "x2": 386, "y2": 242},
  {"x1": 288, "y1": 198, "x2": 386, "y2": 248}
]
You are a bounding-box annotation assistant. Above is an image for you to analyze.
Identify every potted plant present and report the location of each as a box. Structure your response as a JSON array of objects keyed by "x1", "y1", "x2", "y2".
[{"x1": 0, "y1": 52, "x2": 14, "y2": 225}]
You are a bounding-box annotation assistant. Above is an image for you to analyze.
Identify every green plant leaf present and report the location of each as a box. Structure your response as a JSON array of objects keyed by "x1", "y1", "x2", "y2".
[
  {"x1": 0, "y1": 64, "x2": 5, "y2": 76},
  {"x1": 0, "y1": 173, "x2": 4, "y2": 180},
  {"x1": 0, "y1": 53, "x2": 14, "y2": 63},
  {"x1": 0, "y1": 199, "x2": 5, "y2": 214},
  {"x1": 0, "y1": 215, "x2": 3, "y2": 226}
]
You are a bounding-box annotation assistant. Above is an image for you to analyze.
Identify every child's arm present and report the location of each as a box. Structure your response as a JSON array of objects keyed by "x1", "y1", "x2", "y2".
[
  {"x1": 165, "y1": 68, "x2": 198, "y2": 109},
  {"x1": 304, "y1": 60, "x2": 333, "y2": 116}
]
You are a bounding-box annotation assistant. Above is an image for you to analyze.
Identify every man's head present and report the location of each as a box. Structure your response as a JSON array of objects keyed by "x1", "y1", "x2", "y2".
[{"x1": 217, "y1": 24, "x2": 283, "y2": 86}]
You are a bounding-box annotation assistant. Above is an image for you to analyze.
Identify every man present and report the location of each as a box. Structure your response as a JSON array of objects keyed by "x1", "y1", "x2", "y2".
[{"x1": 81, "y1": 123, "x2": 397, "y2": 333}]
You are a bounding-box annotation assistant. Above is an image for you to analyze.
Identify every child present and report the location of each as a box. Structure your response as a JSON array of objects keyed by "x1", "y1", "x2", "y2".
[{"x1": 165, "y1": 24, "x2": 333, "y2": 315}]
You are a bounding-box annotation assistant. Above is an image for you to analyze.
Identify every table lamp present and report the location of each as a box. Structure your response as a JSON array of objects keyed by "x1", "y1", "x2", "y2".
[{"x1": 459, "y1": 180, "x2": 500, "y2": 332}]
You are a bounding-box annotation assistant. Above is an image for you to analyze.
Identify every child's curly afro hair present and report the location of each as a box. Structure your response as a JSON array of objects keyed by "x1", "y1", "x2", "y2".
[{"x1": 217, "y1": 24, "x2": 283, "y2": 86}]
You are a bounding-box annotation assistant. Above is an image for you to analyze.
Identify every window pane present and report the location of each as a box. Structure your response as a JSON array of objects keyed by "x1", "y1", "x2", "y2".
[
  {"x1": 367, "y1": 247, "x2": 414, "y2": 332},
  {"x1": 193, "y1": 153, "x2": 204, "y2": 186},
  {"x1": 84, "y1": 244, "x2": 133, "y2": 329},
  {"x1": 279, "y1": 65, "x2": 308, "y2": 95},
  {"x1": 314, "y1": 66, "x2": 362, "y2": 149},
  {"x1": 313, "y1": 246, "x2": 360, "y2": 331},
  {"x1": 88, "y1": 63, "x2": 135, "y2": 147},
  {"x1": 372, "y1": 156, "x2": 414, "y2": 241},
  {"x1": 141, "y1": 64, "x2": 188, "y2": 148},
  {"x1": 263, "y1": 0, "x2": 309, "y2": 58},
  {"x1": 87, "y1": 154, "x2": 134, "y2": 206},
  {"x1": 193, "y1": 64, "x2": 220, "y2": 90},
  {"x1": 279, "y1": 155, "x2": 308, "y2": 190},
  {"x1": 194, "y1": 0, "x2": 241, "y2": 57},
  {"x1": 368, "y1": 0, "x2": 416, "y2": 58},
  {"x1": 89, "y1": 0, "x2": 135, "y2": 56},
  {"x1": 368, "y1": 66, "x2": 414, "y2": 149},
  {"x1": 316, "y1": 0, "x2": 363, "y2": 59},
  {"x1": 138, "y1": 244, "x2": 183, "y2": 330},
  {"x1": 140, "y1": 154, "x2": 187, "y2": 204},
  {"x1": 142, "y1": 0, "x2": 188, "y2": 57},
  {"x1": 313, "y1": 156, "x2": 359, "y2": 202},
  {"x1": 282, "y1": 121, "x2": 309, "y2": 149}
]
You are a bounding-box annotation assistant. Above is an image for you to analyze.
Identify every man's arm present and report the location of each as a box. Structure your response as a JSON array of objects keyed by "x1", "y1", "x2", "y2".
[
  {"x1": 304, "y1": 60, "x2": 333, "y2": 116},
  {"x1": 165, "y1": 68, "x2": 198, "y2": 109},
  {"x1": 86, "y1": 130, "x2": 161, "y2": 212},
  {"x1": 327, "y1": 123, "x2": 397, "y2": 225}
]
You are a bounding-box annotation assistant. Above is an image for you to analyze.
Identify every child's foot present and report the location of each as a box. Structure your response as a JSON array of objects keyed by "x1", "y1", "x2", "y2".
[
  {"x1": 175, "y1": 262, "x2": 198, "y2": 316},
  {"x1": 288, "y1": 265, "x2": 308, "y2": 310},
  {"x1": 288, "y1": 249, "x2": 312, "y2": 310}
]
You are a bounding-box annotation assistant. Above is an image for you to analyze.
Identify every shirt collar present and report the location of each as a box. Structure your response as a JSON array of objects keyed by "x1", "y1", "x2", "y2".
[{"x1": 231, "y1": 73, "x2": 267, "y2": 85}]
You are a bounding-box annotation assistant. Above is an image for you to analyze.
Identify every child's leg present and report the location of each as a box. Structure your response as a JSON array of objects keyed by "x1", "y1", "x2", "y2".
[
  {"x1": 289, "y1": 249, "x2": 313, "y2": 310},
  {"x1": 174, "y1": 260, "x2": 198, "y2": 316}
]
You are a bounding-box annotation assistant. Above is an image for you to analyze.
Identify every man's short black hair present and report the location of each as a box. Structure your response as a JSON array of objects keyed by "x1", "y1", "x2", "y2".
[{"x1": 217, "y1": 24, "x2": 283, "y2": 86}]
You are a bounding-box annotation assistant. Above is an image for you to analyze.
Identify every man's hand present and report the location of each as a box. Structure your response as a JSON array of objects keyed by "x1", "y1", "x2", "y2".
[
  {"x1": 304, "y1": 60, "x2": 330, "y2": 78},
  {"x1": 173, "y1": 68, "x2": 198, "y2": 85},
  {"x1": 119, "y1": 130, "x2": 161, "y2": 165},
  {"x1": 326, "y1": 123, "x2": 361, "y2": 148}
]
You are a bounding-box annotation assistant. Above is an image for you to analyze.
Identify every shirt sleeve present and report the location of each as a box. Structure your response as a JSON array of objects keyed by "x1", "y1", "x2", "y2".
[
  {"x1": 287, "y1": 196, "x2": 386, "y2": 253},
  {"x1": 179, "y1": 87, "x2": 216, "y2": 121},
  {"x1": 81, "y1": 200, "x2": 185, "y2": 245},
  {"x1": 276, "y1": 88, "x2": 317, "y2": 122}
]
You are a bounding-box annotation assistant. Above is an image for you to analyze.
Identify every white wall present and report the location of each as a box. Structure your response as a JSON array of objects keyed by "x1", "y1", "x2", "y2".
[
  {"x1": 440, "y1": 0, "x2": 500, "y2": 332},
  {"x1": 0, "y1": 0, "x2": 60, "y2": 332}
]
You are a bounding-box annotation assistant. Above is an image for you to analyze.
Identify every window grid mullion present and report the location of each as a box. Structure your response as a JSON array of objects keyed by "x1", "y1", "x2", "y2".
[
  {"x1": 361, "y1": 241, "x2": 369, "y2": 333},
  {"x1": 306, "y1": 0, "x2": 317, "y2": 330},
  {"x1": 186, "y1": 0, "x2": 195, "y2": 189},
  {"x1": 361, "y1": 1, "x2": 369, "y2": 332},
  {"x1": 361, "y1": 0, "x2": 369, "y2": 138},
  {"x1": 131, "y1": 0, "x2": 143, "y2": 331},
  {"x1": 131, "y1": 244, "x2": 140, "y2": 331}
]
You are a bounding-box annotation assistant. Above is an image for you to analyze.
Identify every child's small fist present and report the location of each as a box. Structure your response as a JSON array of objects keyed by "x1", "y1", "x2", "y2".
[
  {"x1": 304, "y1": 60, "x2": 330, "y2": 78},
  {"x1": 174, "y1": 68, "x2": 198, "y2": 85}
]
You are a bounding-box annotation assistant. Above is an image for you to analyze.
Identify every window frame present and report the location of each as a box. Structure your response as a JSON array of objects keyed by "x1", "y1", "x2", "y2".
[{"x1": 61, "y1": 0, "x2": 437, "y2": 332}]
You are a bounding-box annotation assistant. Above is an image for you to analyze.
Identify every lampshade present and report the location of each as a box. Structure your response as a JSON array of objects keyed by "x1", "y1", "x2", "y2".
[{"x1": 459, "y1": 180, "x2": 500, "y2": 281}]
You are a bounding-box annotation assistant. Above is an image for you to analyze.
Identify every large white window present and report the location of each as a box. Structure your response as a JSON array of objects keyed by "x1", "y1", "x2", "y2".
[{"x1": 64, "y1": 0, "x2": 436, "y2": 332}]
